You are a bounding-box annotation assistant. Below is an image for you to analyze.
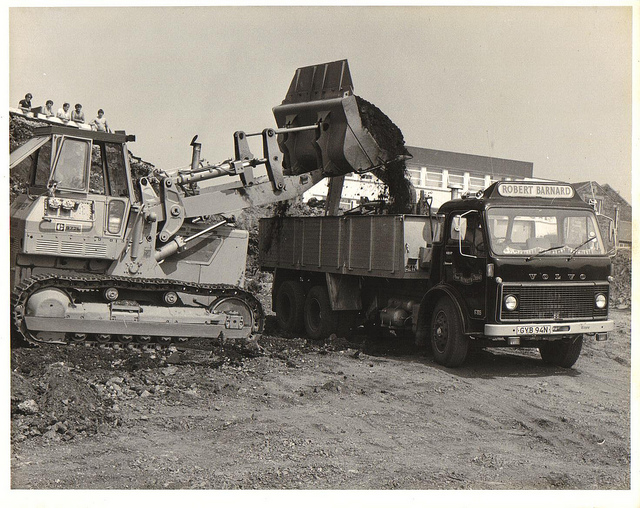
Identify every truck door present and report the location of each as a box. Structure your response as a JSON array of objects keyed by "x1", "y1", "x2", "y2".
[{"x1": 443, "y1": 210, "x2": 488, "y2": 321}]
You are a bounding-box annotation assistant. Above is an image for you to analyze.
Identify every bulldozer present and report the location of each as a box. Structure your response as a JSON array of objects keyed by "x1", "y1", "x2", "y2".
[{"x1": 10, "y1": 59, "x2": 403, "y2": 347}]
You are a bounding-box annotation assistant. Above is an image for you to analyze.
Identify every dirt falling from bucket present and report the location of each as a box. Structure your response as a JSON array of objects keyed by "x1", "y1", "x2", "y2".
[{"x1": 355, "y1": 96, "x2": 415, "y2": 214}]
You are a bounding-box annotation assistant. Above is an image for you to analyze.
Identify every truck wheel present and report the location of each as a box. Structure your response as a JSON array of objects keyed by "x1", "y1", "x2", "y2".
[
  {"x1": 539, "y1": 335, "x2": 583, "y2": 368},
  {"x1": 430, "y1": 298, "x2": 468, "y2": 367},
  {"x1": 304, "y1": 285, "x2": 337, "y2": 340},
  {"x1": 275, "y1": 280, "x2": 306, "y2": 333}
]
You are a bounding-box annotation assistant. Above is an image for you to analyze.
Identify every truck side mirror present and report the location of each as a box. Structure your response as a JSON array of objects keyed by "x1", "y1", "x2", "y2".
[{"x1": 452, "y1": 216, "x2": 461, "y2": 233}]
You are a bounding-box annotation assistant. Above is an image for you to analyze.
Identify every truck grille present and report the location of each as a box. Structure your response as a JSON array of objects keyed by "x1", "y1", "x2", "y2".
[{"x1": 499, "y1": 283, "x2": 609, "y2": 322}]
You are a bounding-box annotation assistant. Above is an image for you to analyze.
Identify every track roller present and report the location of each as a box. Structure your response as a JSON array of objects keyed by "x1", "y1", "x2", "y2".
[
  {"x1": 104, "y1": 287, "x2": 119, "y2": 302},
  {"x1": 163, "y1": 291, "x2": 179, "y2": 305}
]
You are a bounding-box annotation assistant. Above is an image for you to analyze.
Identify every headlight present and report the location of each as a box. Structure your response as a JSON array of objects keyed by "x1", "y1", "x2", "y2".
[
  {"x1": 504, "y1": 294, "x2": 518, "y2": 311},
  {"x1": 48, "y1": 197, "x2": 61, "y2": 209},
  {"x1": 595, "y1": 293, "x2": 607, "y2": 309},
  {"x1": 107, "y1": 200, "x2": 126, "y2": 234}
]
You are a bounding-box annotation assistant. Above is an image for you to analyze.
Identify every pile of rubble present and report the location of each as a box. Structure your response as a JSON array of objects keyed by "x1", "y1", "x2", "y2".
[
  {"x1": 10, "y1": 341, "x2": 253, "y2": 444},
  {"x1": 11, "y1": 345, "x2": 159, "y2": 443},
  {"x1": 610, "y1": 249, "x2": 631, "y2": 309},
  {"x1": 10, "y1": 330, "x2": 366, "y2": 445}
]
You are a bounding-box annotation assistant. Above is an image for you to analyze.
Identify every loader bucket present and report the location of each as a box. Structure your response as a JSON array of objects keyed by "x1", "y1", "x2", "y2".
[{"x1": 273, "y1": 59, "x2": 405, "y2": 177}]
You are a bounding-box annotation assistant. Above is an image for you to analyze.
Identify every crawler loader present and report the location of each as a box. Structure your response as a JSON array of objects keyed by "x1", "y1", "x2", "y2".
[{"x1": 10, "y1": 60, "x2": 401, "y2": 347}]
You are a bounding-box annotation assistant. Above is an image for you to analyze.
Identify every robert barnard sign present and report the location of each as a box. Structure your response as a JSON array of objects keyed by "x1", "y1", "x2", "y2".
[{"x1": 497, "y1": 183, "x2": 574, "y2": 198}]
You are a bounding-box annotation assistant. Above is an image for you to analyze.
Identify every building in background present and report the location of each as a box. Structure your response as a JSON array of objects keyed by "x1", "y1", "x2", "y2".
[
  {"x1": 304, "y1": 145, "x2": 535, "y2": 210},
  {"x1": 573, "y1": 181, "x2": 632, "y2": 249}
]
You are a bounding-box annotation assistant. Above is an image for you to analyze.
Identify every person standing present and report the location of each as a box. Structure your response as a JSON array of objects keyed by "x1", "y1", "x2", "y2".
[
  {"x1": 57, "y1": 103, "x2": 71, "y2": 121},
  {"x1": 18, "y1": 93, "x2": 33, "y2": 112},
  {"x1": 71, "y1": 103, "x2": 85, "y2": 123},
  {"x1": 43, "y1": 100, "x2": 55, "y2": 117},
  {"x1": 90, "y1": 109, "x2": 110, "y2": 132}
]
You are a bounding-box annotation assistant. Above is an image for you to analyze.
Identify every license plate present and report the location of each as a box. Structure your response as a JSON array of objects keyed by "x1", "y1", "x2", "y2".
[{"x1": 515, "y1": 325, "x2": 552, "y2": 335}]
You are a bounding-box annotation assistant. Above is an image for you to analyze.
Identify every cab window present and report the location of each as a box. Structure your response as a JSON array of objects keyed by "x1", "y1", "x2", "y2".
[
  {"x1": 53, "y1": 138, "x2": 91, "y2": 191},
  {"x1": 11, "y1": 140, "x2": 53, "y2": 189},
  {"x1": 90, "y1": 145, "x2": 106, "y2": 195},
  {"x1": 449, "y1": 212, "x2": 485, "y2": 256},
  {"x1": 32, "y1": 140, "x2": 53, "y2": 187},
  {"x1": 105, "y1": 143, "x2": 130, "y2": 198}
]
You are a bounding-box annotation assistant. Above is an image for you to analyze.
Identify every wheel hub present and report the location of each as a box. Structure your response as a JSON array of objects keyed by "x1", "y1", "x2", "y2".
[{"x1": 433, "y1": 311, "x2": 448, "y2": 353}]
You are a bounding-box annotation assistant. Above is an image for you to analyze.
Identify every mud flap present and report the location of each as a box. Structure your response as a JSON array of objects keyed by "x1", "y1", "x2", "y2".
[{"x1": 325, "y1": 273, "x2": 361, "y2": 311}]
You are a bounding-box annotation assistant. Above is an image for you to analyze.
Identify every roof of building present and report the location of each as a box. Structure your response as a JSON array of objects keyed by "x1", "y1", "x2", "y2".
[
  {"x1": 405, "y1": 145, "x2": 533, "y2": 179},
  {"x1": 573, "y1": 180, "x2": 631, "y2": 209}
]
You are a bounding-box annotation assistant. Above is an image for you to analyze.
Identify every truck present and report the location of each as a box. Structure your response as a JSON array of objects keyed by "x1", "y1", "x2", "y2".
[
  {"x1": 259, "y1": 181, "x2": 616, "y2": 368},
  {"x1": 10, "y1": 59, "x2": 402, "y2": 347}
]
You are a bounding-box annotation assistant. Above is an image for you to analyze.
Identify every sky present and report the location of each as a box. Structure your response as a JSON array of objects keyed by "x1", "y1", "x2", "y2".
[{"x1": 8, "y1": 5, "x2": 633, "y2": 202}]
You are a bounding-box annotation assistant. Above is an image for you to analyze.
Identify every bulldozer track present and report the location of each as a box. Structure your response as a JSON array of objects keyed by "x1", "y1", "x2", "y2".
[{"x1": 11, "y1": 273, "x2": 264, "y2": 348}]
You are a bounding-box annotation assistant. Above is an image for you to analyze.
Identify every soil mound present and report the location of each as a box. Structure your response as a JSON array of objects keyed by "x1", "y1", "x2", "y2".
[{"x1": 611, "y1": 249, "x2": 631, "y2": 309}]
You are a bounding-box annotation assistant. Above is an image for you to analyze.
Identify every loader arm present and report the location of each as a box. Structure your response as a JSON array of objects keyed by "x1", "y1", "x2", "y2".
[{"x1": 155, "y1": 59, "x2": 399, "y2": 248}]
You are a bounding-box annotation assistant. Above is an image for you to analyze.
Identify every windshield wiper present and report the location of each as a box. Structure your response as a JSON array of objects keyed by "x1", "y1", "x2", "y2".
[
  {"x1": 567, "y1": 236, "x2": 597, "y2": 261},
  {"x1": 525, "y1": 245, "x2": 568, "y2": 262}
]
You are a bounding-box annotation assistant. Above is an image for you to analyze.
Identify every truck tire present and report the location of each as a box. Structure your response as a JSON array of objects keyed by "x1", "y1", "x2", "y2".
[
  {"x1": 539, "y1": 335, "x2": 583, "y2": 368},
  {"x1": 304, "y1": 285, "x2": 338, "y2": 340},
  {"x1": 275, "y1": 280, "x2": 306, "y2": 333},
  {"x1": 430, "y1": 298, "x2": 469, "y2": 367}
]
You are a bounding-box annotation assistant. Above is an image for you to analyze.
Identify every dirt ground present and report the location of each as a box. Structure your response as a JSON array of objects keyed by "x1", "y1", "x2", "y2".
[{"x1": 10, "y1": 307, "x2": 632, "y2": 494}]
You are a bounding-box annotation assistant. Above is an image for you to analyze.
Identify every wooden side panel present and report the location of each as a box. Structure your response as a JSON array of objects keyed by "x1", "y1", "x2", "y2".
[
  {"x1": 346, "y1": 217, "x2": 372, "y2": 271},
  {"x1": 319, "y1": 218, "x2": 342, "y2": 269},
  {"x1": 259, "y1": 215, "x2": 431, "y2": 279},
  {"x1": 300, "y1": 218, "x2": 321, "y2": 267},
  {"x1": 371, "y1": 216, "x2": 398, "y2": 272}
]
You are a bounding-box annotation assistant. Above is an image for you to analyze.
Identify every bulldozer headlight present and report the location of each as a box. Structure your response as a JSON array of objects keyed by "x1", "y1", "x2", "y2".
[
  {"x1": 48, "y1": 197, "x2": 61, "y2": 210},
  {"x1": 107, "y1": 200, "x2": 125, "y2": 234},
  {"x1": 504, "y1": 294, "x2": 518, "y2": 311},
  {"x1": 595, "y1": 293, "x2": 607, "y2": 309}
]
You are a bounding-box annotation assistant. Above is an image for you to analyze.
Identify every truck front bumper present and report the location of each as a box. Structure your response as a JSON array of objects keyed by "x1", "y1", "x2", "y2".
[{"x1": 484, "y1": 319, "x2": 615, "y2": 337}]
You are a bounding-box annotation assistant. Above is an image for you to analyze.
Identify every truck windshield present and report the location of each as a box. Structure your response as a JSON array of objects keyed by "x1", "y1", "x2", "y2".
[{"x1": 486, "y1": 207, "x2": 606, "y2": 257}]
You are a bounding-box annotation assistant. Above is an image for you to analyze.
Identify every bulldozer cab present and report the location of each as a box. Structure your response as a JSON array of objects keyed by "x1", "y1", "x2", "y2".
[
  {"x1": 10, "y1": 126, "x2": 137, "y2": 258},
  {"x1": 11, "y1": 125, "x2": 136, "y2": 201}
]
